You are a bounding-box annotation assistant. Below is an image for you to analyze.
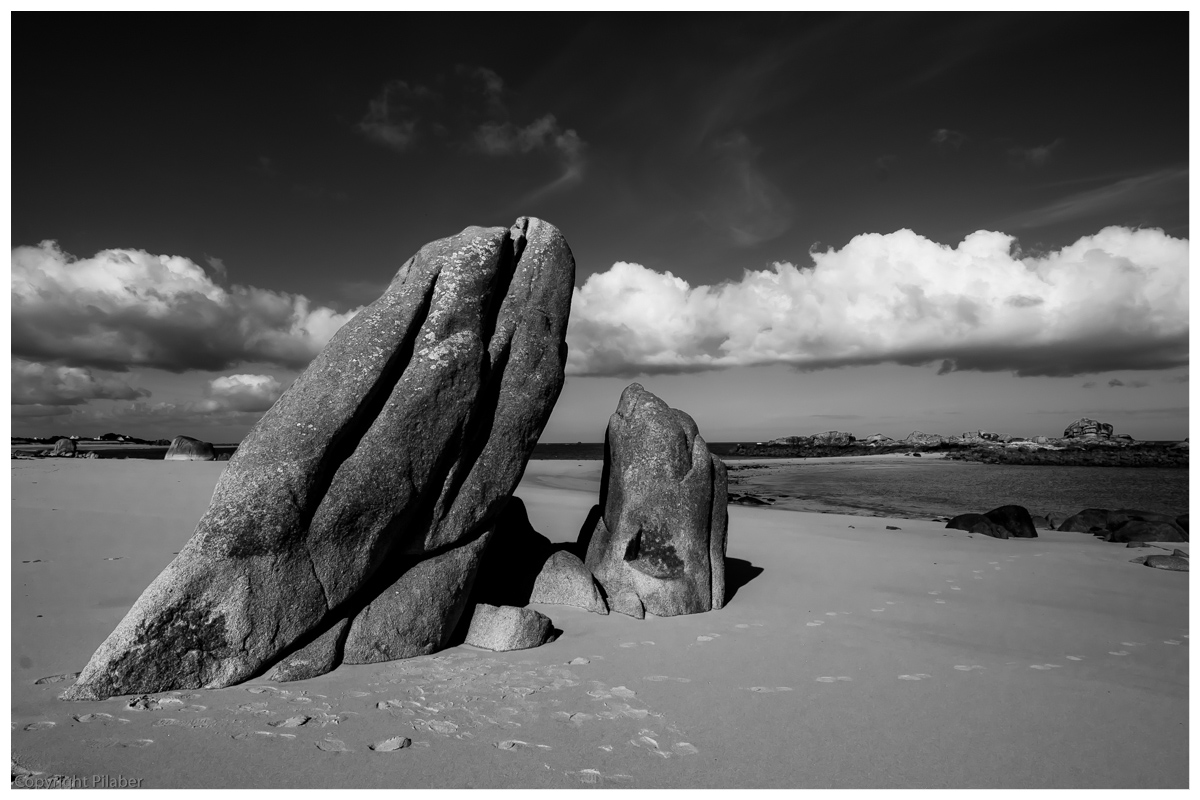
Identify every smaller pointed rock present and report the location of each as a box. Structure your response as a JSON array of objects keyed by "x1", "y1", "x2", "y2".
[{"x1": 530, "y1": 551, "x2": 607, "y2": 614}]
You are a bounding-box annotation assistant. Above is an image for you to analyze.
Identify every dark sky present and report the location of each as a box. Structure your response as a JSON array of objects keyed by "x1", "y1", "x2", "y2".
[{"x1": 11, "y1": 11, "x2": 1191, "y2": 441}]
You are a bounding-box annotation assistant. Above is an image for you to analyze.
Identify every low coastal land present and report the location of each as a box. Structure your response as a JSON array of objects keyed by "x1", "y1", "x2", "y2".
[{"x1": 11, "y1": 457, "x2": 1188, "y2": 789}]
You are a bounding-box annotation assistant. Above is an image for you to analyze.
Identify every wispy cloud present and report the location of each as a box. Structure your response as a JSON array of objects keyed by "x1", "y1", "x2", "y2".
[
  {"x1": 697, "y1": 131, "x2": 793, "y2": 247},
  {"x1": 11, "y1": 241, "x2": 362, "y2": 373},
  {"x1": 565, "y1": 226, "x2": 1188, "y2": 378},
  {"x1": 357, "y1": 80, "x2": 429, "y2": 151},
  {"x1": 1001, "y1": 166, "x2": 1188, "y2": 229},
  {"x1": 931, "y1": 128, "x2": 966, "y2": 150},
  {"x1": 1008, "y1": 138, "x2": 1064, "y2": 168}
]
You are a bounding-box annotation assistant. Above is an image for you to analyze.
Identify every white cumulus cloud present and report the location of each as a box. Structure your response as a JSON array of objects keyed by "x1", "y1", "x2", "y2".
[
  {"x1": 566, "y1": 226, "x2": 1188, "y2": 378},
  {"x1": 204, "y1": 374, "x2": 285, "y2": 413},
  {"x1": 11, "y1": 241, "x2": 363, "y2": 373}
]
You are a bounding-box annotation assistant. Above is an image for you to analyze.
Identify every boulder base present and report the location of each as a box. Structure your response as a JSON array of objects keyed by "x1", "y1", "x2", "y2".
[
  {"x1": 464, "y1": 604, "x2": 554, "y2": 651},
  {"x1": 946, "y1": 514, "x2": 1009, "y2": 539}
]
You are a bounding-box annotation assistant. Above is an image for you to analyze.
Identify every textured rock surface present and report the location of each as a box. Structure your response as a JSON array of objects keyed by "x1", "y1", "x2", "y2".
[
  {"x1": 983, "y1": 505, "x2": 1038, "y2": 538},
  {"x1": 62, "y1": 217, "x2": 575, "y2": 700},
  {"x1": 164, "y1": 436, "x2": 216, "y2": 461},
  {"x1": 581, "y1": 383, "x2": 728, "y2": 618},
  {"x1": 903, "y1": 431, "x2": 946, "y2": 446},
  {"x1": 463, "y1": 604, "x2": 554, "y2": 651},
  {"x1": 1057, "y1": 509, "x2": 1112, "y2": 533},
  {"x1": 468, "y1": 497, "x2": 554, "y2": 609},
  {"x1": 530, "y1": 551, "x2": 608, "y2": 614},
  {"x1": 1107, "y1": 520, "x2": 1187, "y2": 543},
  {"x1": 1063, "y1": 418, "x2": 1114, "y2": 439},
  {"x1": 946, "y1": 513, "x2": 1010, "y2": 539},
  {"x1": 51, "y1": 438, "x2": 75, "y2": 457},
  {"x1": 1143, "y1": 555, "x2": 1189, "y2": 571}
]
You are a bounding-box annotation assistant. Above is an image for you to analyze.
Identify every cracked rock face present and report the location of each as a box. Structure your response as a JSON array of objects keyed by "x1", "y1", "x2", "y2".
[
  {"x1": 581, "y1": 383, "x2": 728, "y2": 617},
  {"x1": 62, "y1": 217, "x2": 575, "y2": 700}
]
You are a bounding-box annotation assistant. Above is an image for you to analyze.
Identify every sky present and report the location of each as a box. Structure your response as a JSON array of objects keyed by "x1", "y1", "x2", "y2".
[{"x1": 9, "y1": 11, "x2": 1191, "y2": 443}]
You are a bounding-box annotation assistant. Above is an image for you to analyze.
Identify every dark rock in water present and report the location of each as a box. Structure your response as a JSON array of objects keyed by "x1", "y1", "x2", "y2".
[
  {"x1": 984, "y1": 505, "x2": 1038, "y2": 538},
  {"x1": 581, "y1": 384, "x2": 728, "y2": 617},
  {"x1": 946, "y1": 513, "x2": 1009, "y2": 539},
  {"x1": 164, "y1": 436, "x2": 216, "y2": 461},
  {"x1": 61, "y1": 217, "x2": 575, "y2": 701},
  {"x1": 463, "y1": 604, "x2": 554, "y2": 651},
  {"x1": 1125, "y1": 541, "x2": 1153, "y2": 548},
  {"x1": 1176, "y1": 514, "x2": 1189, "y2": 533},
  {"x1": 1057, "y1": 509, "x2": 1111, "y2": 533},
  {"x1": 912, "y1": 452, "x2": 923, "y2": 457},
  {"x1": 51, "y1": 438, "x2": 75, "y2": 457},
  {"x1": 1107, "y1": 520, "x2": 1187, "y2": 543},
  {"x1": 1143, "y1": 554, "x2": 1189, "y2": 572},
  {"x1": 529, "y1": 551, "x2": 608, "y2": 614},
  {"x1": 885, "y1": 525, "x2": 901, "y2": 530},
  {"x1": 728, "y1": 493, "x2": 774, "y2": 506}
]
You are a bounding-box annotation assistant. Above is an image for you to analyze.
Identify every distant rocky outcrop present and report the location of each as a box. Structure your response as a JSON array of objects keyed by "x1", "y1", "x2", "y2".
[
  {"x1": 51, "y1": 438, "x2": 76, "y2": 457},
  {"x1": 581, "y1": 383, "x2": 728, "y2": 618},
  {"x1": 1063, "y1": 418, "x2": 1114, "y2": 440},
  {"x1": 903, "y1": 431, "x2": 945, "y2": 446},
  {"x1": 1141, "y1": 554, "x2": 1189, "y2": 572},
  {"x1": 62, "y1": 217, "x2": 575, "y2": 701},
  {"x1": 164, "y1": 436, "x2": 216, "y2": 461}
]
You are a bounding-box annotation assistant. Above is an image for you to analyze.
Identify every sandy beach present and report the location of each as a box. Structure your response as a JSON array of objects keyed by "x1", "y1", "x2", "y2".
[{"x1": 10, "y1": 457, "x2": 1189, "y2": 789}]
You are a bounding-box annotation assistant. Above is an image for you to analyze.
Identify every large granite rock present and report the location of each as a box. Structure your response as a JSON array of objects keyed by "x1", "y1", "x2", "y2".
[
  {"x1": 464, "y1": 604, "x2": 554, "y2": 651},
  {"x1": 1143, "y1": 554, "x2": 1189, "y2": 572},
  {"x1": 62, "y1": 217, "x2": 575, "y2": 700},
  {"x1": 1057, "y1": 509, "x2": 1112, "y2": 533},
  {"x1": 164, "y1": 436, "x2": 216, "y2": 461},
  {"x1": 983, "y1": 505, "x2": 1038, "y2": 538},
  {"x1": 51, "y1": 438, "x2": 75, "y2": 457},
  {"x1": 1063, "y1": 418, "x2": 1113, "y2": 439},
  {"x1": 946, "y1": 513, "x2": 1010, "y2": 539},
  {"x1": 581, "y1": 384, "x2": 728, "y2": 617},
  {"x1": 1106, "y1": 520, "x2": 1187, "y2": 544},
  {"x1": 529, "y1": 550, "x2": 608, "y2": 614}
]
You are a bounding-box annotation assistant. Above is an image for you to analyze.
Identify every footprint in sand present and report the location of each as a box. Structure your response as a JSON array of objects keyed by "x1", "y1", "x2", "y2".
[
  {"x1": 315, "y1": 737, "x2": 351, "y2": 752},
  {"x1": 570, "y1": 769, "x2": 633, "y2": 785},
  {"x1": 949, "y1": 587, "x2": 961, "y2": 591},
  {"x1": 935, "y1": 600, "x2": 946, "y2": 604},
  {"x1": 567, "y1": 658, "x2": 590, "y2": 665},
  {"x1": 630, "y1": 734, "x2": 671, "y2": 758},
  {"x1": 898, "y1": 674, "x2": 931, "y2": 681},
  {"x1": 234, "y1": 731, "x2": 297, "y2": 740},
  {"x1": 641, "y1": 641, "x2": 655, "y2": 645},
  {"x1": 806, "y1": 620, "x2": 824, "y2": 627},
  {"x1": 735, "y1": 623, "x2": 750, "y2": 629},
  {"x1": 618, "y1": 642, "x2": 638, "y2": 649},
  {"x1": 953, "y1": 665, "x2": 985, "y2": 671},
  {"x1": 928, "y1": 591, "x2": 940, "y2": 595},
  {"x1": 1119, "y1": 642, "x2": 1144, "y2": 647},
  {"x1": 23, "y1": 721, "x2": 55, "y2": 731},
  {"x1": 267, "y1": 716, "x2": 310, "y2": 728},
  {"x1": 496, "y1": 739, "x2": 550, "y2": 751},
  {"x1": 73, "y1": 713, "x2": 126, "y2": 724},
  {"x1": 1108, "y1": 651, "x2": 1130, "y2": 656},
  {"x1": 672, "y1": 742, "x2": 699, "y2": 755},
  {"x1": 744, "y1": 686, "x2": 793, "y2": 692},
  {"x1": 696, "y1": 636, "x2": 714, "y2": 642},
  {"x1": 644, "y1": 676, "x2": 691, "y2": 683},
  {"x1": 815, "y1": 677, "x2": 852, "y2": 683},
  {"x1": 871, "y1": 607, "x2": 886, "y2": 612},
  {"x1": 370, "y1": 737, "x2": 412, "y2": 752},
  {"x1": 885, "y1": 601, "x2": 898, "y2": 605},
  {"x1": 1065, "y1": 656, "x2": 1084, "y2": 661},
  {"x1": 1029, "y1": 664, "x2": 1062, "y2": 670},
  {"x1": 1164, "y1": 640, "x2": 1181, "y2": 645}
]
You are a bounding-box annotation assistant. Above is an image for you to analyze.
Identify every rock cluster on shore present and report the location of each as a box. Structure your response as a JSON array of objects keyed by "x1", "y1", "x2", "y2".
[
  {"x1": 60, "y1": 221, "x2": 730, "y2": 702},
  {"x1": 730, "y1": 416, "x2": 1186, "y2": 468}
]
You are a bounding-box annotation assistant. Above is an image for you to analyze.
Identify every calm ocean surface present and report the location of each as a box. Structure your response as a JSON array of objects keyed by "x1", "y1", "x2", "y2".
[{"x1": 534, "y1": 443, "x2": 1189, "y2": 521}]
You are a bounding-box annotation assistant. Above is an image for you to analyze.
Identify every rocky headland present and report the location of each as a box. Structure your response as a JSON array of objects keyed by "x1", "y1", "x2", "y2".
[{"x1": 730, "y1": 418, "x2": 1187, "y2": 468}]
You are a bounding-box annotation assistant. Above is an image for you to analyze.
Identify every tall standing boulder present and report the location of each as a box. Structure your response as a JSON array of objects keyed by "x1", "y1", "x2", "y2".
[
  {"x1": 62, "y1": 217, "x2": 575, "y2": 700},
  {"x1": 580, "y1": 384, "x2": 728, "y2": 618},
  {"x1": 51, "y1": 438, "x2": 76, "y2": 457},
  {"x1": 164, "y1": 436, "x2": 216, "y2": 461}
]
